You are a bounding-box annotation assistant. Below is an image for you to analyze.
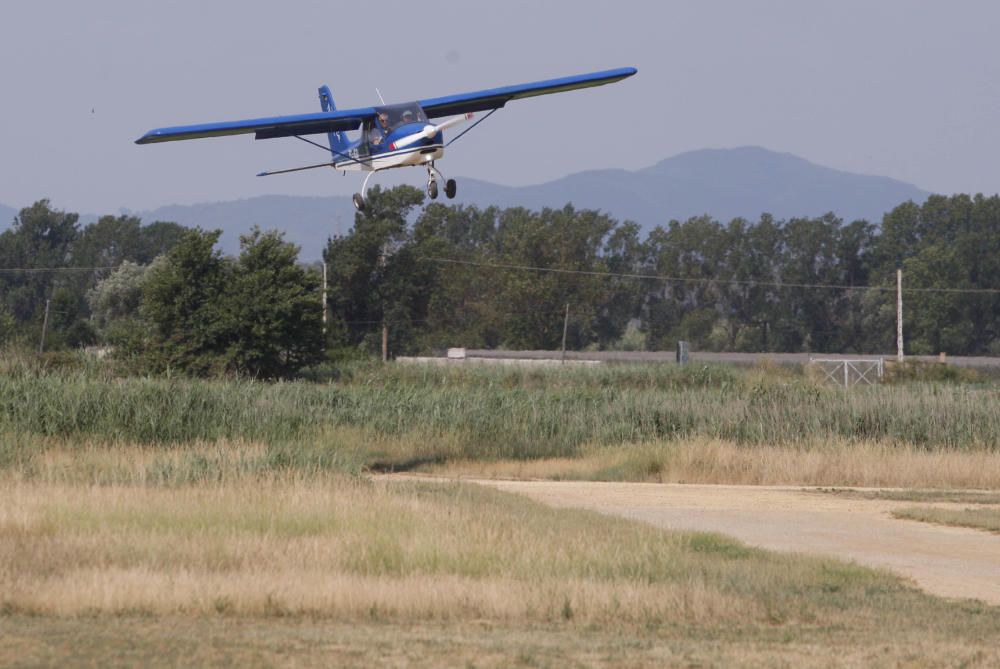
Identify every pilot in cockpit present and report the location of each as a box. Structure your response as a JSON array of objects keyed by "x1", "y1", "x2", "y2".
[{"x1": 369, "y1": 111, "x2": 390, "y2": 145}]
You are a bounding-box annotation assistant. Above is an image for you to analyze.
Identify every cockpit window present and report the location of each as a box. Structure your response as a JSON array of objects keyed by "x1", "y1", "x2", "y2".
[{"x1": 373, "y1": 103, "x2": 427, "y2": 132}]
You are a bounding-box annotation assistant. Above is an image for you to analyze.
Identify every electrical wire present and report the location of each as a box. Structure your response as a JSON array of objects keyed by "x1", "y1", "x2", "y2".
[
  {"x1": 420, "y1": 256, "x2": 1000, "y2": 296},
  {"x1": 0, "y1": 266, "x2": 117, "y2": 273}
]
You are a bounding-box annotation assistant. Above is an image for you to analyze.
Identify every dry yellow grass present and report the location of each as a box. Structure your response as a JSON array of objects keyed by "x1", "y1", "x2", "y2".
[
  {"x1": 1, "y1": 473, "x2": 770, "y2": 624},
  {"x1": 4, "y1": 442, "x2": 1000, "y2": 667},
  {"x1": 425, "y1": 437, "x2": 1000, "y2": 488},
  {"x1": 893, "y1": 506, "x2": 1000, "y2": 533}
]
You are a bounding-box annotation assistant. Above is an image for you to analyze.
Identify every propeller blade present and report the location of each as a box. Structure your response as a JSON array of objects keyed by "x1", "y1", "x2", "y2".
[
  {"x1": 256, "y1": 161, "x2": 335, "y2": 177},
  {"x1": 390, "y1": 124, "x2": 436, "y2": 150},
  {"x1": 389, "y1": 113, "x2": 474, "y2": 150}
]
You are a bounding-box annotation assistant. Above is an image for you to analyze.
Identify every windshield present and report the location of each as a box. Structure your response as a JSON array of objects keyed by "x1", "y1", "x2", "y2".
[{"x1": 373, "y1": 103, "x2": 428, "y2": 132}]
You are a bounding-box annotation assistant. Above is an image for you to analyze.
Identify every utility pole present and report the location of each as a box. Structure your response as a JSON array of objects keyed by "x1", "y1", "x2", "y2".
[
  {"x1": 322, "y1": 262, "x2": 328, "y2": 336},
  {"x1": 560, "y1": 303, "x2": 570, "y2": 364},
  {"x1": 382, "y1": 321, "x2": 388, "y2": 362},
  {"x1": 896, "y1": 268, "x2": 904, "y2": 363},
  {"x1": 38, "y1": 299, "x2": 51, "y2": 355},
  {"x1": 379, "y1": 242, "x2": 389, "y2": 363}
]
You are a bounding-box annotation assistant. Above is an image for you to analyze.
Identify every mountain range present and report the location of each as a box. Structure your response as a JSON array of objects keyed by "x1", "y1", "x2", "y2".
[{"x1": 1, "y1": 147, "x2": 931, "y2": 261}]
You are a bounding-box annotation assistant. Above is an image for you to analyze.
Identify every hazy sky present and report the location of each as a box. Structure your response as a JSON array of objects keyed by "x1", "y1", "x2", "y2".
[{"x1": 2, "y1": 0, "x2": 999, "y2": 214}]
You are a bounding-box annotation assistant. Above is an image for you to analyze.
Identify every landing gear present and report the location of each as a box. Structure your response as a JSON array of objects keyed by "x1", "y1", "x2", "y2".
[
  {"x1": 426, "y1": 163, "x2": 458, "y2": 201},
  {"x1": 353, "y1": 169, "x2": 384, "y2": 211}
]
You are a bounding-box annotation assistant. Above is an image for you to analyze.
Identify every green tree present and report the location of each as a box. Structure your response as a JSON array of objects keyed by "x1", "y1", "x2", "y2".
[
  {"x1": 142, "y1": 229, "x2": 230, "y2": 374},
  {"x1": 0, "y1": 200, "x2": 79, "y2": 336},
  {"x1": 324, "y1": 186, "x2": 427, "y2": 357},
  {"x1": 87, "y1": 259, "x2": 157, "y2": 354},
  {"x1": 226, "y1": 228, "x2": 324, "y2": 377}
]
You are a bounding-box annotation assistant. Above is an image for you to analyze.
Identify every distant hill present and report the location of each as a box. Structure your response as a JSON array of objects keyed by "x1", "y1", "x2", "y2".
[
  {"x1": 0, "y1": 147, "x2": 932, "y2": 261},
  {"x1": 457, "y1": 146, "x2": 930, "y2": 228},
  {"x1": 137, "y1": 195, "x2": 355, "y2": 263}
]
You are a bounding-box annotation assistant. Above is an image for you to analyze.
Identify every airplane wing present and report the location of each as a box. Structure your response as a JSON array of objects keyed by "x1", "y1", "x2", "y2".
[
  {"x1": 418, "y1": 67, "x2": 637, "y2": 119},
  {"x1": 135, "y1": 106, "x2": 376, "y2": 144},
  {"x1": 135, "y1": 67, "x2": 636, "y2": 144}
]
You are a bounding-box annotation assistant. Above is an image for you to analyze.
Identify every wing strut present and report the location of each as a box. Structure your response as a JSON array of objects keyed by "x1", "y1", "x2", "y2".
[
  {"x1": 259, "y1": 135, "x2": 376, "y2": 177},
  {"x1": 445, "y1": 108, "x2": 499, "y2": 148},
  {"x1": 257, "y1": 162, "x2": 335, "y2": 177},
  {"x1": 294, "y1": 135, "x2": 371, "y2": 168}
]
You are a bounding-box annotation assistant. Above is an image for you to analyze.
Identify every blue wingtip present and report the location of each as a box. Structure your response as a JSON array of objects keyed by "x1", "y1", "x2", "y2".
[{"x1": 256, "y1": 171, "x2": 267, "y2": 177}]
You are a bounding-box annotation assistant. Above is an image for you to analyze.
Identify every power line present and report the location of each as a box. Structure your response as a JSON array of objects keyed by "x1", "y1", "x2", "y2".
[
  {"x1": 421, "y1": 257, "x2": 1000, "y2": 296},
  {"x1": 0, "y1": 266, "x2": 117, "y2": 273}
]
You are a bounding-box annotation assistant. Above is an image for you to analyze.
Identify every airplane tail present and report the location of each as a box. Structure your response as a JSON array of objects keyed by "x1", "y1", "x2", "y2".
[{"x1": 318, "y1": 85, "x2": 349, "y2": 157}]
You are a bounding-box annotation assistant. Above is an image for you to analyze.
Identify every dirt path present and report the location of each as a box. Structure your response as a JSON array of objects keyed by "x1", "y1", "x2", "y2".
[{"x1": 470, "y1": 480, "x2": 1000, "y2": 604}]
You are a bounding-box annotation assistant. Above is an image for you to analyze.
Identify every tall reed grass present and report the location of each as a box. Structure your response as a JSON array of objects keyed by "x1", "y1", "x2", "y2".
[{"x1": 2, "y1": 362, "x2": 999, "y2": 466}]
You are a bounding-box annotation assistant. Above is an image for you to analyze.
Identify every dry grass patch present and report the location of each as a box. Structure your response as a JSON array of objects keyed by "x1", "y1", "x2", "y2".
[
  {"x1": 0, "y1": 473, "x2": 782, "y2": 624},
  {"x1": 0, "y1": 448, "x2": 987, "y2": 633},
  {"x1": 817, "y1": 488, "x2": 1000, "y2": 504},
  {"x1": 4, "y1": 616, "x2": 1000, "y2": 669},
  {"x1": 424, "y1": 438, "x2": 1000, "y2": 488},
  {"x1": 893, "y1": 506, "x2": 1000, "y2": 533},
  {"x1": 3, "y1": 443, "x2": 1000, "y2": 665}
]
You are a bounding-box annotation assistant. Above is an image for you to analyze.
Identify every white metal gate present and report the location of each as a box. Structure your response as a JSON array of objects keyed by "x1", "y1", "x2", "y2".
[{"x1": 809, "y1": 358, "x2": 884, "y2": 388}]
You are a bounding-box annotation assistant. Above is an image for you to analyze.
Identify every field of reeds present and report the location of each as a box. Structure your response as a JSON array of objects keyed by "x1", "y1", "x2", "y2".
[{"x1": 3, "y1": 355, "x2": 1000, "y2": 487}]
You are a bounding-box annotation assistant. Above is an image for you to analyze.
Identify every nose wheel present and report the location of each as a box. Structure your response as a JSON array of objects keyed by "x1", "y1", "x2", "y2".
[{"x1": 427, "y1": 164, "x2": 458, "y2": 200}]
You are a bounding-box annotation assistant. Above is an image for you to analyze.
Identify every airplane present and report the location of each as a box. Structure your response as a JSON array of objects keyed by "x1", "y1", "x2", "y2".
[{"x1": 136, "y1": 67, "x2": 637, "y2": 211}]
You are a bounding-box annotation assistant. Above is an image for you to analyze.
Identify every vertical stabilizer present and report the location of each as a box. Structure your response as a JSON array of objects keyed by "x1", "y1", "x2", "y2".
[{"x1": 318, "y1": 85, "x2": 349, "y2": 156}]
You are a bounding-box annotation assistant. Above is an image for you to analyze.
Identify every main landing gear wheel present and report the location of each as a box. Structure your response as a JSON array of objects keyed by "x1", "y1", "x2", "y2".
[
  {"x1": 352, "y1": 193, "x2": 365, "y2": 211},
  {"x1": 427, "y1": 180, "x2": 439, "y2": 200},
  {"x1": 445, "y1": 179, "x2": 457, "y2": 199}
]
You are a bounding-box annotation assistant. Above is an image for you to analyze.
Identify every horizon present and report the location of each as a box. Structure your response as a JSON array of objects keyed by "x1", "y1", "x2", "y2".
[{"x1": 0, "y1": 145, "x2": 937, "y2": 217}]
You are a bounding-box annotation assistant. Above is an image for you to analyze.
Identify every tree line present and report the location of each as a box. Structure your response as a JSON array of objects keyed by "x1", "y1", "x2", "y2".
[
  {"x1": 325, "y1": 187, "x2": 1000, "y2": 359},
  {"x1": 2, "y1": 188, "x2": 998, "y2": 376}
]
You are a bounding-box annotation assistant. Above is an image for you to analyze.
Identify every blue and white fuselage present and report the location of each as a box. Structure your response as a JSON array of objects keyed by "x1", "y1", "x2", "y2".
[{"x1": 335, "y1": 102, "x2": 447, "y2": 172}]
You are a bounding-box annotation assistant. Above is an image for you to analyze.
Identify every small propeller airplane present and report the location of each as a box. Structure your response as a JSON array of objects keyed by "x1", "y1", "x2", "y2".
[{"x1": 136, "y1": 67, "x2": 636, "y2": 211}]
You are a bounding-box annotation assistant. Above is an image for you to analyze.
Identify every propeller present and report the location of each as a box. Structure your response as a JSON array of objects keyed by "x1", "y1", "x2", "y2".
[{"x1": 389, "y1": 113, "x2": 474, "y2": 151}]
